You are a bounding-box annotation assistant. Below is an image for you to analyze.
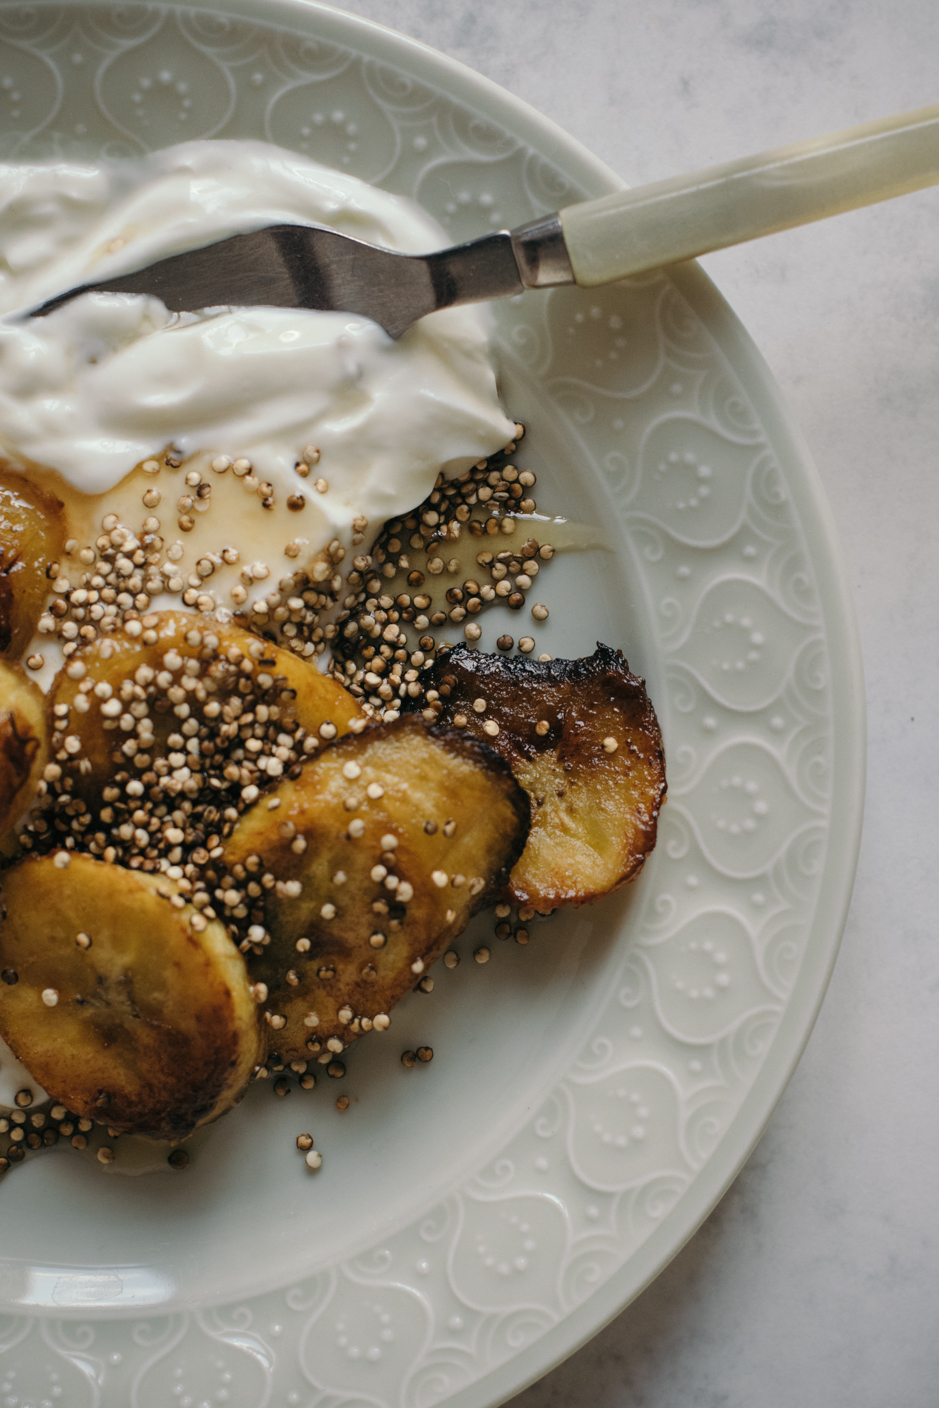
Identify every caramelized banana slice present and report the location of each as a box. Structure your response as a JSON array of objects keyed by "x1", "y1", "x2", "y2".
[
  {"x1": 49, "y1": 610, "x2": 364, "y2": 800},
  {"x1": 0, "y1": 659, "x2": 48, "y2": 838},
  {"x1": 222, "y1": 716, "x2": 529, "y2": 1062},
  {"x1": 0, "y1": 853, "x2": 262, "y2": 1139},
  {"x1": 0, "y1": 463, "x2": 66, "y2": 658},
  {"x1": 418, "y1": 644, "x2": 666, "y2": 911}
]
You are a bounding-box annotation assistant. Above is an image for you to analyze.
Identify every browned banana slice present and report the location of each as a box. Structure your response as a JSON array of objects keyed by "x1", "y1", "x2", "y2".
[
  {"x1": 49, "y1": 610, "x2": 365, "y2": 801},
  {"x1": 0, "y1": 658, "x2": 48, "y2": 838},
  {"x1": 0, "y1": 463, "x2": 66, "y2": 658},
  {"x1": 222, "y1": 716, "x2": 529, "y2": 1062},
  {"x1": 0, "y1": 853, "x2": 262, "y2": 1140},
  {"x1": 417, "y1": 644, "x2": 666, "y2": 911}
]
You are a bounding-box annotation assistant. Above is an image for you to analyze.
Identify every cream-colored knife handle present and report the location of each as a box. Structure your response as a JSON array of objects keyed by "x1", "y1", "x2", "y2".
[{"x1": 559, "y1": 103, "x2": 939, "y2": 286}]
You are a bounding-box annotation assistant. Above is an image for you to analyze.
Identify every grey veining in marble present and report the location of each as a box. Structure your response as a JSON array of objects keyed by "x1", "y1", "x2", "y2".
[{"x1": 333, "y1": 2, "x2": 939, "y2": 1405}]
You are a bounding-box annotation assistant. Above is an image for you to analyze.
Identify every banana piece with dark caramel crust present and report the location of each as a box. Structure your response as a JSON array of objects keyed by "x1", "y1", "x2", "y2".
[
  {"x1": 0, "y1": 464, "x2": 66, "y2": 659},
  {"x1": 0, "y1": 853, "x2": 263, "y2": 1140},
  {"x1": 414, "y1": 644, "x2": 666, "y2": 912},
  {"x1": 0, "y1": 659, "x2": 48, "y2": 840},
  {"x1": 222, "y1": 715, "x2": 529, "y2": 1063}
]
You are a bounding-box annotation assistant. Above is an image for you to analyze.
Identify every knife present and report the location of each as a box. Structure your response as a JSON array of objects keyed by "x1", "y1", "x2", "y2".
[{"x1": 31, "y1": 102, "x2": 939, "y2": 339}]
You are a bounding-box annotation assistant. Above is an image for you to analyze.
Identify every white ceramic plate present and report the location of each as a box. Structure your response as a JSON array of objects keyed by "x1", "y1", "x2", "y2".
[{"x1": 0, "y1": 3, "x2": 864, "y2": 1405}]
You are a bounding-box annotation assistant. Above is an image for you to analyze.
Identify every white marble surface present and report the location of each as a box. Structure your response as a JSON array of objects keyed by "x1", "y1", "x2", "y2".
[{"x1": 332, "y1": 2, "x2": 939, "y2": 1404}]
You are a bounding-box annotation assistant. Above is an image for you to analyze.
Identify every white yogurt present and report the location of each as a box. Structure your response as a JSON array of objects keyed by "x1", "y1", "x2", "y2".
[{"x1": 0, "y1": 139, "x2": 514, "y2": 539}]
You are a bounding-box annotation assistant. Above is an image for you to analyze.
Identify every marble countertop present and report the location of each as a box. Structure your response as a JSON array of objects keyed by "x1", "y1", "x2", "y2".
[{"x1": 336, "y1": 2, "x2": 938, "y2": 1404}]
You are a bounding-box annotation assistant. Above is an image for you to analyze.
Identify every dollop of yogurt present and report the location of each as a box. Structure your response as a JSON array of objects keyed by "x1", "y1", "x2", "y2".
[{"x1": 0, "y1": 138, "x2": 514, "y2": 522}]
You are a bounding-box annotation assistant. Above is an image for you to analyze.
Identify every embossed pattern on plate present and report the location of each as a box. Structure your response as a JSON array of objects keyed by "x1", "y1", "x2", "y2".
[{"x1": 0, "y1": 5, "x2": 863, "y2": 1407}]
